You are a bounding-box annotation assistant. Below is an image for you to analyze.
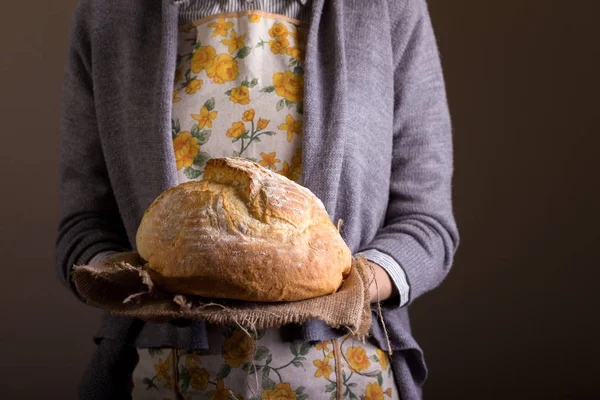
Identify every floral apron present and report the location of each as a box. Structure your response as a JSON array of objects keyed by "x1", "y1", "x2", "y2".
[
  {"x1": 132, "y1": 327, "x2": 398, "y2": 400},
  {"x1": 131, "y1": 11, "x2": 397, "y2": 400}
]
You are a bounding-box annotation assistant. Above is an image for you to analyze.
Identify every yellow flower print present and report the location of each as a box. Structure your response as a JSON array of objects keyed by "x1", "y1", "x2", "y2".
[
  {"x1": 277, "y1": 161, "x2": 298, "y2": 181},
  {"x1": 291, "y1": 147, "x2": 302, "y2": 174},
  {"x1": 227, "y1": 121, "x2": 246, "y2": 139},
  {"x1": 185, "y1": 78, "x2": 203, "y2": 95},
  {"x1": 261, "y1": 382, "x2": 296, "y2": 400},
  {"x1": 376, "y1": 348, "x2": 390, "y2": 371},
  {"x1": 315, "y1": 341, "x2": 331, "y2": 352},
  {"x1": 185, "y1": 352, "x2": 201, "y2": 367},
  {"x1": 174, "y1": 69, "x2": 183, "y2": 83},
  {"x1": 188, "y1": 364, "x2": 209, "y2": 390},
  {"x1": 249, "y1": 13, "x2": 261, "y2": 23},
  {"x1": 268, "y1": 22, "x2": 289, "y2": 38},
  {"x1": 313, "y1": 357, "x2": 333, "y2": 380},
  {"x1": 365, "y1": 382, "x2": 386, "y2": 400},
  {"x1": 208, "y1": 380, "x2": 235, "y2": 400},
  {"x1": 346, "y1": 346, "x2": 371, "y2": 372},
  {"x1": 153, "y1": 355, "x2": 173, "y2": 388},
  {"x1": 273, "y1": 70, "x2": 304, "y2": 103},
  {"x1": 222, "y1": 29, "x2": 246, "y2": 55},
  {"x1": 221, "y1": 328, "x2": 254, "y2": 367},
  {"x1": 208, "y1": 18, "x2": 234, "y2": 38},
  {"x1": 207, "y1": 53, "x2": 239, "y2": 84},
  {"x1": 242, "y1": 109, "x2": 255, "y2": 122},
  {"x1": 191, "y1": 45, "x2": 216, "y2": 74},
  {"x1": 289, "y1": 25, "x2": 305, "y2": 47},
  {"x1": 230, "y1": 86, "x2": 251, "y2": 105},
  {"x1": 173, "y1": 131, "x2": 200, "y2": 170},
  {"x1": 257, "y1": 118, "x2": 270, "y2": 130},
  {"x1": 269, "y1": 36, "x2": 290, "y2": 55},
  {"x1": 259, "y1": 152, "x2": 280, "y2": 170},
  {"x1": 278, "y1": 114, "x2": 303, "y2": 142},
  {"x1": 384, "y1": 388, "x2": 393, "y2": 397},
  {"x1": 286, "y1": 47, "x2": 304, "y2": 62},
  {"x1": 191, "y1": 106, "x2": 218, "y2": 129},
  {"x1": 172, "y1": 90, "x2": 182, "y2": 103}
]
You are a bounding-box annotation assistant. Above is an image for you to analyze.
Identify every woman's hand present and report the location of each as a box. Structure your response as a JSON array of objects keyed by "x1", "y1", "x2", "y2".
[{"x1": 366, "y1": 261, "x2": 397, "y2": 303}]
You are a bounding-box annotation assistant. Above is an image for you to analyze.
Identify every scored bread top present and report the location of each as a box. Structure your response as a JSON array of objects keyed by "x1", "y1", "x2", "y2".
[{"x1": 135, "y1": 157, "x2": 352, "y2": 302}]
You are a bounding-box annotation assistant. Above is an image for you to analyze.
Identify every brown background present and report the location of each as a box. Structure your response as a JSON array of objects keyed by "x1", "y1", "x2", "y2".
[{"x1": 1, "y1": 0, "x2": 599, "y2": 398}]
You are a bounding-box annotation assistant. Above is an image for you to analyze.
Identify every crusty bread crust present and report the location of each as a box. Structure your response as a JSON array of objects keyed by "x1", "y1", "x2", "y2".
[{"x1": 136, "y1": 157, "x2": 352, "y2": 302}]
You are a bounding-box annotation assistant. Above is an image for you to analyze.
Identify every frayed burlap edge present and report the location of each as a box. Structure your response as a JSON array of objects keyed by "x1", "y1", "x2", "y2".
[{"x1": 72, "y1": 255, "x2": 373, "y2": 338}]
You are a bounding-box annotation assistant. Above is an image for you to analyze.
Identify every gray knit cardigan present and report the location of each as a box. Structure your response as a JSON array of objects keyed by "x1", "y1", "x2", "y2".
[{"x1": 57, "y1": 1, "x2": 459, "y2": 398}]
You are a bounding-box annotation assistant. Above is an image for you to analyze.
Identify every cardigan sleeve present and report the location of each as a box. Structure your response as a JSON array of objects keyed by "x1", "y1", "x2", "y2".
[
  {"x1": 55, "y1": 1, "x2": 131, "y2": 297},
  {"x1": 358, "y1": 0, "x2": 459, "y2": 307}
]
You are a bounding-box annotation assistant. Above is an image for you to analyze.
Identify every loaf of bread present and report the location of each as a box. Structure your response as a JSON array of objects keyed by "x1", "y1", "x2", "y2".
[{"x1": 135, "y1": 157, "x2": 352, "y2": 302}]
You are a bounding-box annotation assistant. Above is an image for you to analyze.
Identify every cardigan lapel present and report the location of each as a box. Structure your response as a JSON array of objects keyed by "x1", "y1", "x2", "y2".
[
  {"x1": 302, "y1": 0, "x2": 349, "y2": 221},
  {"x1": 119, "y1": 1, "x2": 180, "y2": 244}
]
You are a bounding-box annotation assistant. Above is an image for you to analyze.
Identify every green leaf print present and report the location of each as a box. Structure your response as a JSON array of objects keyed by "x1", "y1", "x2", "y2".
[
  {"x1": 242, "y1": 362, "x2": 261, "y2": 375},
  {"x1": 293, "y1": 66, "x2": 304, "y2": 76},
  {"x1": 172, "y1": 119, "x2": 181, "y2": 139},
  {"x1": 179, "y1": 367, "x2": 191, "y2": 393},
  {"x1": 262, "y1": 366, "x2": 276, "y2": 390},
  {"x1": 193, "y1": 152, "x2": 211, "y2": 168},
  {"x1": 249, "y1": 78, "x2": 259, "y2": 88},
  {"x1": 325, "y1": 382, "x2": 336, "y2": 393},
  {"x1": 225, "y1": 89, "x2": 232, "y2": 96},
  {"x1": 377, "y1": 372, "x2": 384, "y2": 386},
  {"x1": 254, "y1": 346, "x2": 269, "y2": 361},
  {"x1": 142, "y1": 377, "x2": 157, "y2": 390},
  {"x1": 296, "y1": 394, "x2": 308, "y2": 400},
  {"x1": 299, "y1": 343, "x2": 311, "y2": 356},
  {"x1": 183, "y1": 167, "x2": 202, "y2": 179},
  {"x1": 291, "y1": 360, "x2": 304, "y2": 368},
  {"x1": 285, "y1": 98, "x2": 294, "y2": 109},
  {"x1": 148, "y1": 348, "x2": 164, "y2": 357},
  {"x1": 216, "y1": 364, "x2": 231, "y2": 380},
  {"x1": 189, "y1": 125, "x2": 209, "y2": 142},
  {"x1": 276, "y1": 99, "x2": 285, "y2": 112},
  {"x1": 296, "y1": 387, "x2": 305, "y2": 395},
  {"x1": 261, "y1": 131, "x2": 276, "y2": 136},
  {"x1": 290, "y1": 343, "x2": 299, "y2": 356},
  {"x1": 296, "y1": 101, "x2": 304, "y2": 115},
  {"x1": 265, "y1": 354, "x2": 273, "y2": 365},
  {"x1": 190, "y1": 124, "x2": 200, "y2": 137},
  {"x1": 328, "y1": 392, "x2": 336, "y2": 400},
  {"x1": 348, "y1": 391, "x2": 358, "y2": 399},
  {"x1": 204, "y1": 97, "x2": 216, "y2": 112},
  {"x1": 236, "y1": 46, "x2": 252, "y2": 59},
  {"x1": 260, "y1": 85, "x2": 276, "y2": 93},
  {"x1": 256, "y1": 37, "x2": 268, "y2": 48},
  {"x1": 288, "y1": 58, "x2": 298, "y2": 67},
  {"x1": 370, "y1": 355, "x2": 379, "y2": 362},
  {"x1": 194, "y1": 130, "x2": 211, "y2": 145}
]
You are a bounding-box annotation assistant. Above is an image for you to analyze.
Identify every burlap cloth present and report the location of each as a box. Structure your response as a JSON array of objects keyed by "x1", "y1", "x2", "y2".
[{"x1": 72, "y1": 254, "x2": 372, "y2": 338}]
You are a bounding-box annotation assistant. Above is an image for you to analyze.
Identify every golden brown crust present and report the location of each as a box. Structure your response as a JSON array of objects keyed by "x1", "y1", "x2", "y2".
[{"x1": 136, "y1": 158, "x2": 352, "y2": 302}]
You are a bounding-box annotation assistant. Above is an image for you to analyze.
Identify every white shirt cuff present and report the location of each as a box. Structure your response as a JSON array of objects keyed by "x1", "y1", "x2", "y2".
[
  {"x1": 358, "y1": 249, "x2": 411, "y2": 307},
  {"x1": 87, "y1": 250, "x2": 119, "y2": 266}
]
